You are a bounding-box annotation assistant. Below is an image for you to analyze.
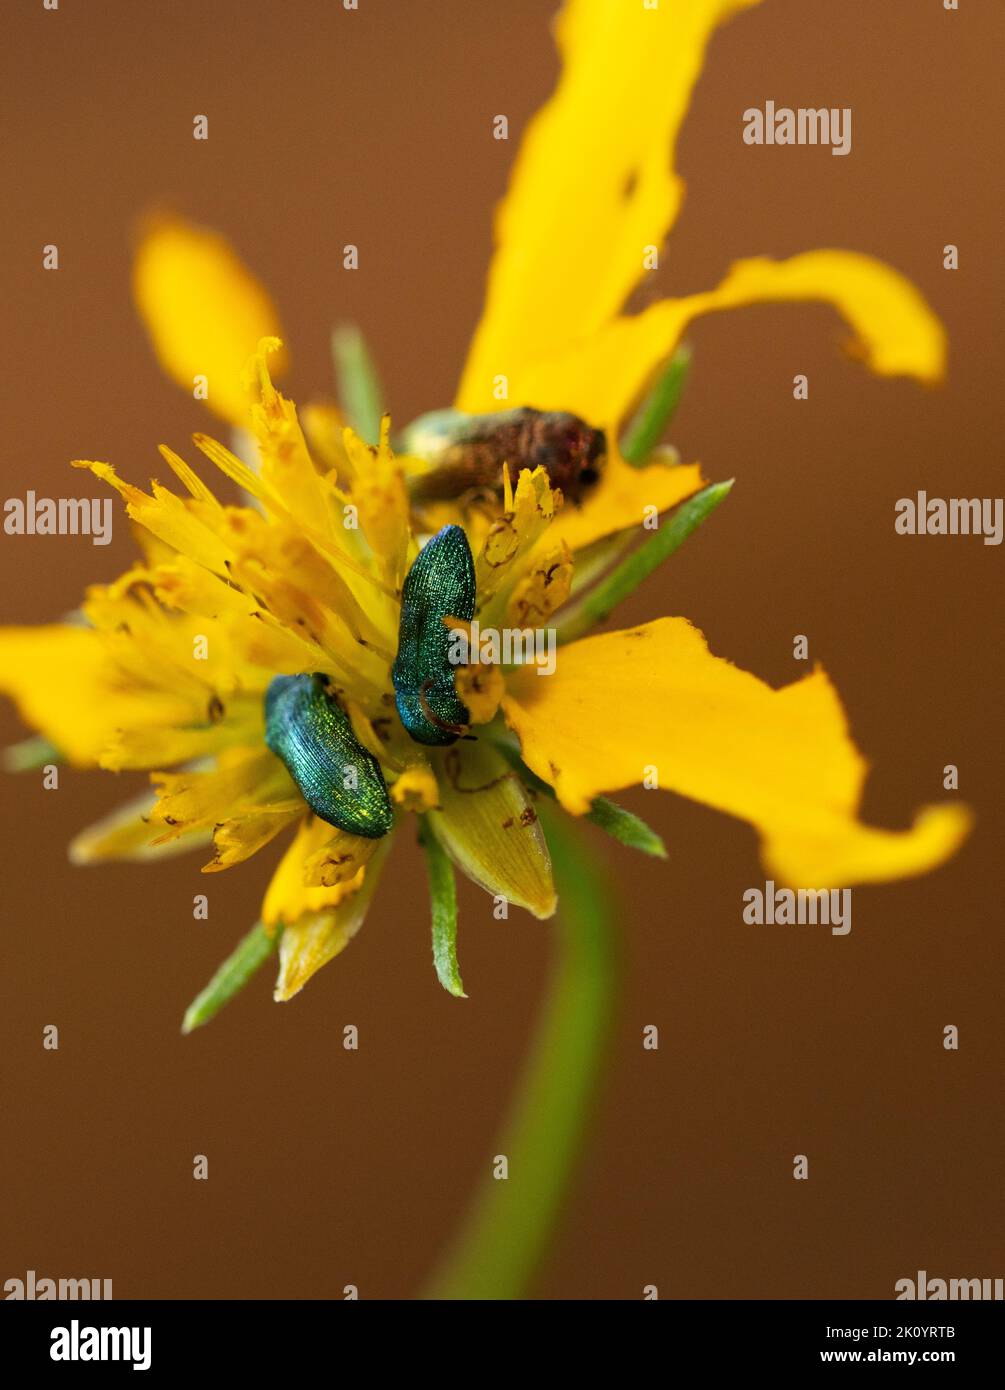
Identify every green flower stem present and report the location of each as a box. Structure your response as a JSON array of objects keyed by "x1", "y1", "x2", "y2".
[
  {"x1": 423, "y1": 806, "x2": 617, "y2": 1299},
  {"x1": 553, "y1": 479, "x2": 733, "y2": 645}
]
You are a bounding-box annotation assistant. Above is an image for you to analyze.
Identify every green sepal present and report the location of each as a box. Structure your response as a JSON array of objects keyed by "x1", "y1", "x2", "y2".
[
  {"x1": 331, "y1": 322, "x2": 385, "y2": 446},
  {"x1": 419, "y1": 818, "x2": 466, "y2": 998},
  {"x1": 3, "y1": 735, "x2": 61, "y2": 772},
  {"x1": 584, "y1": 797, "x2": 667, "y2": 858},
  {"x1": 554, "y1": 479, "x2": 733, "y2": 644},
  {"x1": 181, "y1": 921, "x2": 281, "y2": 1034}
]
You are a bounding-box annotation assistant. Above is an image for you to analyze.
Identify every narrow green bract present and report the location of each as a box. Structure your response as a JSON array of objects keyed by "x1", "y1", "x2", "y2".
[
  {"x1": 392, "y1": 524, "x2": 476, "y2": 746},
  {"x1": 265, "y1": 673, "x2": 393, "y2": 838}
]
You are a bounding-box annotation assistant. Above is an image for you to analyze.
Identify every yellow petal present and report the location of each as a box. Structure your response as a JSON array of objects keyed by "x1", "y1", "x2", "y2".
[
  {"x1": 389, "y1": 763, "x2": 440, "y2": 813},
  {"x1": 505, "y1": 541, "x2": 573, "y2": 627},
  {"x1": 502, "y1": 250, "x2": 948, "y2": 427},
  {"x1": 428, "y1": 741, "x2": 556, "y2": 918},
  {"x1": 342, "y1": 416, "x2": 413, "y2": 591},
  {"x1": 149, "y1": 747, "x2": 292, "y2": 840},
  {"x1": 301, "y1": 825, "x2": 381, "y2": 887},
  {"x1": 475, "y1": 466, "x2": 559, "y2": 626},
  {"x1": 457, "y1": 0, "x2": 761, "y2": 408},
  {"x1": 69, "y1": 790, "x2": 212, "y2": 864},
  {"x1": 72, "y1": 459, "x2": 233, "y2": 578},
  {"x1": 273, "y1": 838, "x2": 392, "y2": 1000},
  {"x1": 263, "y1": 815, "x2": 390, "y2": 927},
  {"x1": 204, "y1": 803, "x2": 304, "y2": 873},
  {"x1": 547, "y1": 449, "x2": 704, "y2": 555},
  {"x1": 132, "y1": 214, "x2": 286, "y2": 427},
  {"x1": 454, "y1": 663, "x2": 505, "y2": 727},
  {"x1": 243, "y1": 339, "x2": 330, "y2": 531},
  {"x1": 502, "y1": 618, "x2": 971, "y2": 888},
  {"x1": 0, "y1": 624, "x2": 182, "y2": 767}
]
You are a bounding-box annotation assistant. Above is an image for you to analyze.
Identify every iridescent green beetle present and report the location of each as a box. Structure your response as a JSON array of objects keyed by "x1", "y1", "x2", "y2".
[
  {"x1": 392, "y1": 524, "x2": 476, "y2": 746},
  {"x1": 265, "y1": 673, "x2": 394, "y2": 838}
]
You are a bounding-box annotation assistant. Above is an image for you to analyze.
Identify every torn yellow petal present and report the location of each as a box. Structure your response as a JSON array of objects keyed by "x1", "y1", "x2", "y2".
[
  {"x1": 272, "y1": 837, "x2": 392, "y2": 1000},
  {"x1": 132, "y1": 214, "x2": 286, "y2": 427},
  {"x1": 509, "y1": 250, "x2": 947, "y2": 426},
  {"x1": 428, "y1": 742, "x2": 556, "y2": 918},
  {"x1": 458, "y1": 0, "x2": 760, "y2": 408},
  {"x1": 505, "y1": 541, "x2": 573, "y2": 628},
  {"x1": 475, "y1": 467, "x2": 559, "y2": 625},
  {"x1": 502, "y1": 618, "x2": 971, "y2": 889},
  {"x1": 203, "y1": 802, "x2": 304, "y2": 873}
]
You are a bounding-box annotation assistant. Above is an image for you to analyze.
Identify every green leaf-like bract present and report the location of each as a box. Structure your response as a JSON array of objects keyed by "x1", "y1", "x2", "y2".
[
  {"x1": 181, "y1": 921, "x2": 280, "y2": 1034},
  {"x1": 419, "y1": 820, "x2": 465, "y2": 997},
  {"x1": 554, "y1": 479, "x2": 733, "y2": 644},
  {"x1": 621, "y1": 343, "x2": 692, "y2": 465}
]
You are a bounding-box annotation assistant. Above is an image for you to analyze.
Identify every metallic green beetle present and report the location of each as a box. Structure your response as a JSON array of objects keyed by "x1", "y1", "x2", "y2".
[
  {"x1": 392, "y1": 523, "x2": 476, "y2": 746},
  {"x1": 265, "y1": 673, "x2": 394, "y2": 838}
]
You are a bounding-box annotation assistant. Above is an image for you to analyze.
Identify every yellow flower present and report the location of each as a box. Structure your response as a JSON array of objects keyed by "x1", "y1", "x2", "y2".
[{"x1": 0, "y1": 0, "x2": 969, "y2": 1019}]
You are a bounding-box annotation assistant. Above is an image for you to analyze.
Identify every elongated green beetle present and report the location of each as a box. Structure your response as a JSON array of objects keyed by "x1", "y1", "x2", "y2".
[
  {"x1": 401, "y1": 407, "x2": 606, "y2": 504},
  {"x1": 265, "y1": 673, "x2": 394, "y2": 838},
  {"x1": 392, "y1": 524, "x2": 476, "y2": 746}
]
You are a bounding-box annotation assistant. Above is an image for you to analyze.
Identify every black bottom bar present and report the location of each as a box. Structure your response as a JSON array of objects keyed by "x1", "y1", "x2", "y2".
[{"x1": 3, "y1": 1298, "x2": 1002, "y2": 1377}]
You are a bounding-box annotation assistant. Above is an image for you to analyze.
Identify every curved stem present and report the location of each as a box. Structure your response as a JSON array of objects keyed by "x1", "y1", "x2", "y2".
[{"x1": 422, "y1": 808, "x2": 618, "y2": 1299}]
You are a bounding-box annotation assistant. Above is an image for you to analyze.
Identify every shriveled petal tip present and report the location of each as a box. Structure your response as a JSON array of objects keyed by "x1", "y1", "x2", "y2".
[
  {"x1": 504, "y1": 249, "x2": 948, "y2": 427},
  {"x1": 502, "y1": 618, "x2": 971, "y2": 890},
  {"x1": 428, "y1": 741, "x2": 556, "y2": 919},
  {"x1": 132, "y1": 214, "x2": 286, "y2": 427}
]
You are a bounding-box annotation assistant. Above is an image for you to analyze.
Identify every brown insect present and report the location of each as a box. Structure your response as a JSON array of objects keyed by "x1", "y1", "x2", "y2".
[{"x1": 401, "y1": 407, "x2": 606, "y2": 505}]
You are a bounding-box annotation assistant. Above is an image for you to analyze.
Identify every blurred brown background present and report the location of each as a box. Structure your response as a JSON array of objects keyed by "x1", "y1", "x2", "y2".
[{"x1": 1, "y1": 0, "x2": 1002, "y2": 1300}]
